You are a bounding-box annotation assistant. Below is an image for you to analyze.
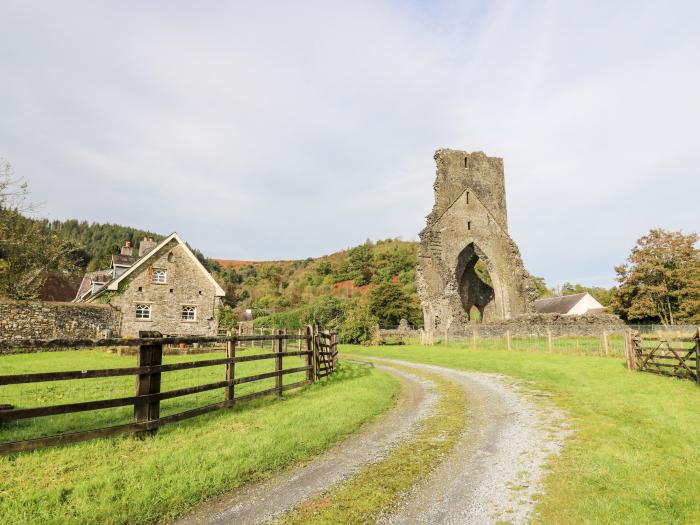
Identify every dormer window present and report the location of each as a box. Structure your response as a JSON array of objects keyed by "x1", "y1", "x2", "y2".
[{"x1": 152, "y1": 268, "x2": 167, "y2": 284}]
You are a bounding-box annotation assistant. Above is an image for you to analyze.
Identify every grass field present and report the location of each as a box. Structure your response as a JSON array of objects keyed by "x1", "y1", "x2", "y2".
[
  {"x1": 346, "y1": 343, "x2": 700, "y2": 524},
  {"x1": 0, "y1": 356, "x2": 400, "y2": 524},
  {"x1": 1, "y1": 347, "x2": 310, "y2": 443}
]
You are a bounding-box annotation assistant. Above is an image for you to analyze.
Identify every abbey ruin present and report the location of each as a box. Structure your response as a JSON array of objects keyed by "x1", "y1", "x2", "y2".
[{"x1": 417, "y1": 149, "x2": 537, "y2": 334}]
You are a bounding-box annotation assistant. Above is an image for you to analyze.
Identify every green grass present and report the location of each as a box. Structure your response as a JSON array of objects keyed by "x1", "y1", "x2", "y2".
[
  {"x1": 345, "y1": 343, "x2": 700, "y2": 525},
  {"x1": 279, "y1": 365, "x2": 467, "y2": 525},
  {"x1": 1, "y1": 347, "x2": 309, "y2": 442},
  {"x1": 0, "y1": 359, "x2": 400, "y2": 525}
]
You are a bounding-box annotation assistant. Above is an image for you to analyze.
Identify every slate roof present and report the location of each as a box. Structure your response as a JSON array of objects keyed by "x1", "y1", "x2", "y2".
[
  {"x1": 74, "y1": 270, "x2": 113, "y2": 301},
  {"x1": 533, "y1": 293, "x2": 589, "y2": 314},
  {"x1": 111, "y1": 254, "x2": 139, "y2": 267}
]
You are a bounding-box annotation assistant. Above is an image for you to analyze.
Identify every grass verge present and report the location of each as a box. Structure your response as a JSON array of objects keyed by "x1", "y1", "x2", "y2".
[
  {"x1": 345, "y1": 343, "x2": 700, "y2": 525},
  {"x1": 0, "y1": 361, "x2": 399, "y2": 525},
  {"x1": 277, "y1": 363, "x2": 467, "y2": 525}
]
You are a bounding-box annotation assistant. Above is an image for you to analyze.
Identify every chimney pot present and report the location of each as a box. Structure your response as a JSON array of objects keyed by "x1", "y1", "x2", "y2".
[
  {"x1": 138, "y1": 236, "x2": 158, "y2": 257},
  {"x1": 120, "y1": 240, "x2": 134, "y2": 256}
]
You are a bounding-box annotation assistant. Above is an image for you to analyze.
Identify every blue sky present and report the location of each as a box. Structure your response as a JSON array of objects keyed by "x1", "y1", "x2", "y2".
[{"x1": 1, "y1": 1, "x2": 699, "y2": 287}]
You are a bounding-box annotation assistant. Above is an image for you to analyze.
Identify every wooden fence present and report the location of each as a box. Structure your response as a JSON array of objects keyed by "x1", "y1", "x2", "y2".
[
  {"x1": 0, "y1": 326, "x2": 338, "y2": 454},
  {"x1": 625, "y1": 329, "x2": 699, "y2": 385}
]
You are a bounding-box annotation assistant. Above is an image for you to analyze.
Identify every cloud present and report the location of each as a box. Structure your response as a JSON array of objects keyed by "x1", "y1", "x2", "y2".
[{"x1": 1, "y1": 0, "x2": 698, "y2": 287}]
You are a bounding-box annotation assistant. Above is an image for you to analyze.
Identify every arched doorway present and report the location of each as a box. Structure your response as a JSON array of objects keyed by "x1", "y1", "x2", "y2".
[{"x1": 455, "y1": 243, "x2": 496, "y2": 323}]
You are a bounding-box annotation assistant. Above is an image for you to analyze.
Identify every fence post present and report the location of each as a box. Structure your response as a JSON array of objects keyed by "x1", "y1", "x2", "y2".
[
  {"x1": 331, "y1": 331, "x2": 338, "y2": 368},
  {"x1": 547, "y1": 329, "x2": 553, "y2": 353},
  {"x1": 695, "y1": 328, "x2": 700, "y2": 387},
  {"x1": 225, "y1": 331, "x2": 235, "y2": 403},
  {"x1": 506, "y1": 330, "x2": 512, "y2": 352},
  {"x1": 275, "y1": 329, "x2": 283, "y2": 396},
  {"x1": 134, "y1": 331, "x2": 163, "y2": 438},
  {"x1": 602, "y1": 330, "x2": 609, "y2": 357},
  {"x1": 624, "y1": 329, "x2": 638, "y2": 371},
  {"x1": 305, "y1": 325, "x2": 314, "y2": 383},
  {"x1": 298, "y1": 328, "x2": 302, "y2": 352},
  {"x1": 313, "y1": 325, "x2": 320, "y2": 379}
]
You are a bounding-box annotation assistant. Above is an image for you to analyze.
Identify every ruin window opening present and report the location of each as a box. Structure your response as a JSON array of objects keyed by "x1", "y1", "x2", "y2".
[
  {"x1": 467, "y1": 221, "x2": 471, "y2": 230},
  {"x1": 464, "y1": 157, "x2": 468, "y2": 168},
  {"x1": 466, "y1": 192, "x2": 469, "y2": 204}
]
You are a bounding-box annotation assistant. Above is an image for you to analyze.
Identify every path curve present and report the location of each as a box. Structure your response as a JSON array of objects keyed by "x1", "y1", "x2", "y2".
[
  {"x1": 373, "y1": 358, "x2": 570, "y2": 525},
  {"x1": 175, "y1": 358, "x2": 569, "y2": 525},
  {"x1": 175, "y1": 365, "x2": 438, "y2": 525}
]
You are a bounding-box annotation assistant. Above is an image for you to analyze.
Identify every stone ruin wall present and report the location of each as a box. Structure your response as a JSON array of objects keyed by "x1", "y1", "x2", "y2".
[
  {"x1": 417, "y1": 149, "x2": 537, "y2": 335},
  {"x1": 416, "y1": 148, "x2": 624, "y2": 337},
  {"x1": 0, "y1": 300, "x2": 120, "y2": 342}
]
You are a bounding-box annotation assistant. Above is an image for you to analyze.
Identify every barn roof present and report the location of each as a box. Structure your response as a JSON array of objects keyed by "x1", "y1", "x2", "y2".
[{"x1": 533, "y1": 293, "x2": 589, "y2": 314}]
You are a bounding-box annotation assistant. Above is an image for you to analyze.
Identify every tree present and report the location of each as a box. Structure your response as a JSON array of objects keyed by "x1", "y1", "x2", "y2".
[
  {"x1": 341, "y1": 244, "x2": 374, "y2": 285},
  {"x1": 611, "y1": 229, "x2": 700, "y2": 325},
  {"x1": 368, "y1": 282, "x2": 421, "y2": 327},
  {"x1": 0, "y1": 162, "x2": 81, "y2": 299},
  {"x1": 530, "y1": 275, "x2": 553, "y2": 299}
]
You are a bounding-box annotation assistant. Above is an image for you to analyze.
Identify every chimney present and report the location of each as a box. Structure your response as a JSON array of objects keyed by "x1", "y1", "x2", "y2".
[
  {"x1": 120, "y1": 240, "x2": 133, "y2": 256},
  {"x1": 138, "y1": 236, "x2": 157, "y2": 257}
]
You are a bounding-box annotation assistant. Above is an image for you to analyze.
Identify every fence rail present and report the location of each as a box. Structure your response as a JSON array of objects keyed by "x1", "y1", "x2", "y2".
[{"x1": 0, "y1": 326, "x2": 338, "y2": 454}]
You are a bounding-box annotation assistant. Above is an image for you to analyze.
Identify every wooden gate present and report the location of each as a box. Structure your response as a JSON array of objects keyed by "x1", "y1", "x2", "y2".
[
  {"x1": 315, "y1": 329, "x2": 338, "y2": 378},
  {"x1": 627, "y1": 329, "x2": 699, "y2": 385}
]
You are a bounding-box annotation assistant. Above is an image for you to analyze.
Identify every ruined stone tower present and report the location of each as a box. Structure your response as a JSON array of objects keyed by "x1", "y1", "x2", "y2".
[{"x1": 417, "y1": 149, "x2": 535, "y2": 333}]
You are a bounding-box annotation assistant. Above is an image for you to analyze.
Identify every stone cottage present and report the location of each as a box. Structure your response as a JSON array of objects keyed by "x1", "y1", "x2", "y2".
[{"x1": 74, "y1": 233, "x2": 225, "y2": 337}]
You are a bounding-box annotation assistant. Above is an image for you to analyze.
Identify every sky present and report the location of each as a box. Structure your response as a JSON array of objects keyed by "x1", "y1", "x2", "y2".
[{"x1": 1, "y1": 1, "x2": 699, "y2": 288}]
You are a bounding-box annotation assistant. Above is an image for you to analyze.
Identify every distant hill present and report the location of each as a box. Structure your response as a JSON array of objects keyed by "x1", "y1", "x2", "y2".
[
  {"x1": 44, "y1": 219, "x2": 165, "y2": 272},
  {"x1": 212, "y1": 239, "x2": 419, "y2": 316}
]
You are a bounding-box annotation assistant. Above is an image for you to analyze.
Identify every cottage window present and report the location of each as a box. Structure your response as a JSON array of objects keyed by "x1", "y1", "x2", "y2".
[
  {"x1": 152, "y1": 269, "x2": 167, "y2": 284},
  {"x1": 135, "y1": 304, "x2": 151, "y2": 320},
  {"x1": 181, "y1": 306, "x2": 196, "y2": 321}
]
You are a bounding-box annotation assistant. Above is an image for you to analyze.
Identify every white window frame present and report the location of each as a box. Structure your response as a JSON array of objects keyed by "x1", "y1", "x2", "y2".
[
  {"x1": 181, "y1": 305, "x2": 197, "y2": 321},
  {"x1": 135, "y1": 304, "x2": 152, "y2": 320},
  {"x1": 151, "y1": 268, "x2": 167, "y2": 284}
]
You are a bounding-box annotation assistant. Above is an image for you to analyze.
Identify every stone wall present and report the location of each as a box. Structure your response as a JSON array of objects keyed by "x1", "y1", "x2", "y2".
[
  {"x1": 0, "y1": 300, "x2": 120, "y2": 340},
  {"x1": 444, "y1": 313, "x2": 626, "y2": 338}
]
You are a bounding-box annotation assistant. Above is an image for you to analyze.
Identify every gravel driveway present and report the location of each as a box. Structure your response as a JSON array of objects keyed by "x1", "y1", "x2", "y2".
[
  {"x1": 175, "y1": 365, "x2": 438, "y2": 525},
  {"x1": 174, "y1": 358, "x2": 569, "y2": 525}
]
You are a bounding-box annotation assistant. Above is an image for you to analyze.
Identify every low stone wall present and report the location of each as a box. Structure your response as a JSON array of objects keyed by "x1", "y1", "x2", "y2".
[
  {"x1": 0, "y1": 300, "x2": 120, "y2": 341},
  {"x1": 442, "y1": 313, "x2": 625, "y2": 339}
]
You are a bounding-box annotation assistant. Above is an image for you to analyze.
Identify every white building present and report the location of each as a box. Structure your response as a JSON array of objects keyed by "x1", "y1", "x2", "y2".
[{"x1": 533, "y1": 292, "x2": 605, "y2": 315}]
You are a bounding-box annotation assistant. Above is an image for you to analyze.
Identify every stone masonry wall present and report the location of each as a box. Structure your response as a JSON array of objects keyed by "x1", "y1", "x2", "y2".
[
  {"x1": 447, "y1": 314, "x2": 626, "y2": 338},
  {"x1": 0, "y1": 300, "x2": 120, "y2": 340}
]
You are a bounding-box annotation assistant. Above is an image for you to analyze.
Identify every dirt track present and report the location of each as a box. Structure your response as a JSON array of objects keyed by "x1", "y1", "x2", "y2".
[{"x1": 175, "y1": 358, "x2": 569, "y2": 525}]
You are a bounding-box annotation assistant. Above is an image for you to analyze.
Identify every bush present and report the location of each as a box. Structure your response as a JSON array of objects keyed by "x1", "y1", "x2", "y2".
[
  {"x1": 340, "y1": 303, "x2": 378, "y2": 345},
  {"x1": 302, "y1": 296, "x2": 349, "y2": 330},
  {"x1": 254, "y1": 306, "x2": 309, "y2": 330}
]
